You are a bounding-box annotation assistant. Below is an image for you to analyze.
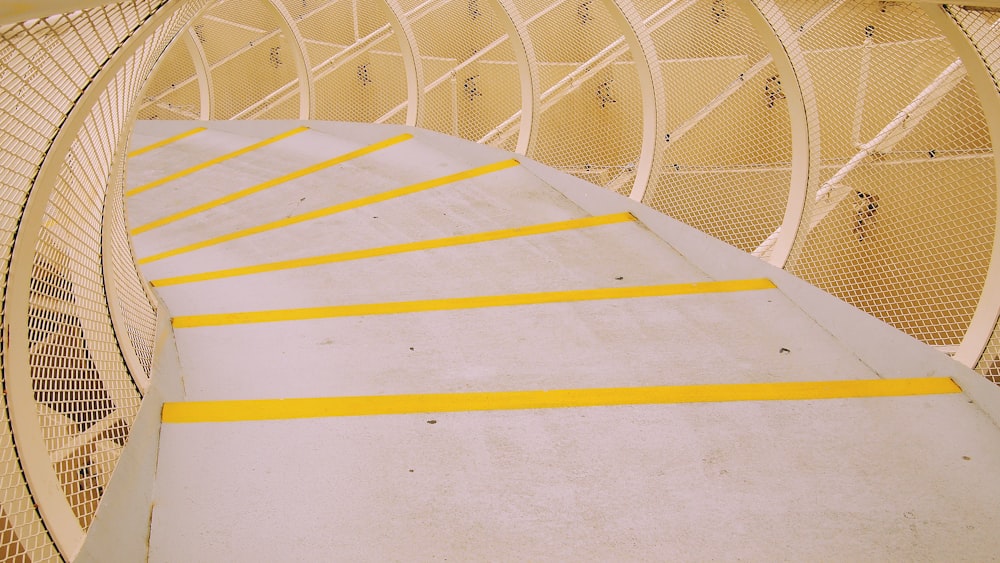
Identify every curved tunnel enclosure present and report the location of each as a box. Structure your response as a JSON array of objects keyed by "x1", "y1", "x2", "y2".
[
  {"x1": 135, "y1": 0, "x2": 1000, "y2": 363},
  {"x1": 0, "y1": 0, "x2": 1000, "y2": 559}
]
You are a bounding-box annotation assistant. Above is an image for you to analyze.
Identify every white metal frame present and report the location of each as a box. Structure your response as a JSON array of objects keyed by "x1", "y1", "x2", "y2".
[
  {"x1": 927, "y1": 5, "x2": 1000, "y2": 368},
  {"x1": 744, "y1": 0, "x2": 825, "y2": 267}
]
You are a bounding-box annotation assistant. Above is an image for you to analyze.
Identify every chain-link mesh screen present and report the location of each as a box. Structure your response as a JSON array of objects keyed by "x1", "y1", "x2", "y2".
[
  {"x1": 26, "y1": 3, "x2": 200, "y2": 531},
  {"x1": 641, "y1": 0, "x2": 791, "y2": 252},
  {"x1": 780, "y1": 1, "x2": 995, "y2": 350},
  {"x1": 204, "y1": 0, "x2": 301, "y2": 118},
  {"x1": 303, "y1": 0, "x2": 410, "y2": 123},
  {"x1": 410, "y1": 0, "x2": 522, "y2": 144},
  {"x1": 137, "y1": 31, "x2": 201, "y2": 119},
  {"x1": 513, "y1": 0, "x2": 644, "y2": 193},
  {"x1": 0, "y1": 3, "x2": 164, "y2": 557},
  {"x1": 0, "y1": 10, "x2": 65, "y2": 547}
]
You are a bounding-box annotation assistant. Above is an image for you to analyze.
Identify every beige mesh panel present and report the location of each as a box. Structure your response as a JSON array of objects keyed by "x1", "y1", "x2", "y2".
[
  {"x1": 136, "y1": 34, "x2": 201, "y2": 119},
  {"x1": 27, "y1": 14, "x2": 198, "y2": 533},
  {"x1": 640, "y1": 0, "x2": 791, "y2": 252},
  {"x1": 409, "y1": 0, "x2": 521, "y2": 143},
  {"x1": 516, "y1": 0, "x2": 644, "y2": 193},
  {"x1": 202, "y1": 0, "x2": 301, "y2": 119},
  {"x1": 0, "y1": 5, "x2": 157, "y2": 558},
  {"x1": 297, "y1": 0, "x2": 409, "y2": 123},
  {"x1": 781, "y1": 1, "x2": 995, "y2": 350}
]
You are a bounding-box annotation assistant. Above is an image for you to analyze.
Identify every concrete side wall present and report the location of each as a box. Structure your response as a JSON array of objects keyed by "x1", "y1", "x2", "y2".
[{"x1": 74, "y1": 301, "x2": 186, "y2": 563}]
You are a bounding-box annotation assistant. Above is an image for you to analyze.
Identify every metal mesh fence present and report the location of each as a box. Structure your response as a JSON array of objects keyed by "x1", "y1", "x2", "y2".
[
  {"x1": 780, "y1": 1, "x2": 995, "y2": 350},
  {"x1": 136, "y1": 30, "x2": 202, "y2": 119},
  {"x1": 204, "y1": 0, "x2": 301, "y2": 119},
  {"x1": 516, "y1": 0, "x2": 644, "y2": 194},
  {"x1": 25, "y1": 1, "x2": 196, "y2": 535},
  {"x1": 946, "y1": 4, "x2": 1000, "y2": 380},
  {"x1": 0, "y1": 4, "x2": 151, "y2": 558},
  {"x1": 409, "y1": 0, "x2": 522, "y2": 144},
  {"x1": 641, "y1": 0, "x2": 791, "y2": 252},
  {"x1": 303, "y1": 0, "x2": 410, "y2": 123}
]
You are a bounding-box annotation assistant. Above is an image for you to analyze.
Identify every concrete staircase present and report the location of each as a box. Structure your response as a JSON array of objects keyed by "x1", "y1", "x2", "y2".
[{"x1": 122, "y1": 120, "x2": 1000, "y2": 561}]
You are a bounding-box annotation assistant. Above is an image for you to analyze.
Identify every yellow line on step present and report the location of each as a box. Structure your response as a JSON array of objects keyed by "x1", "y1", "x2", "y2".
[
  {"x1": 151, "y1": 212, "x2": 636, "y2": 287},
  {"x1": 126, "y1": 126, "x2": 309, "y2": 197},
  {"x1": 161, "y1": 378, "x2": 962, "y2": 423},
  {"x1": 128, "y1": 127, "x2": 206, "y2": 157},
  {"x1": 171, "y1": 278, "x2": 776, "y2": 328},
  {"x1": 131, "y1": 133, "x2": 413, "y2": 235},
  {"x1": 138, "y1": 159, "x2": 520, "y2": 264}
]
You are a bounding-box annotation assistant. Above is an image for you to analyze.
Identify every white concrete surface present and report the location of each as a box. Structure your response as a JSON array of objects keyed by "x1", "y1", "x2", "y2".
[{"x1": 124, "y1": 121, "x2": 1000, "y2": 561}]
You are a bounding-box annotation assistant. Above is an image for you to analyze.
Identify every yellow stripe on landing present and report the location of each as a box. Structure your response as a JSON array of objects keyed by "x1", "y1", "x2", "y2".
[
  {"x1": 151, "y1": 212, "x2": 636, "y2": 287},
  {"x1": 128, "y1": 127, "x2": 207, "y2": 157},
  {"x1": 126, "y1": 126, "x2": 309, "y2": 197},
  {"x1": 131, "y1": 133, "x2": 413, "y2": 235},
  {"x1": 138, "y1": 159, "x2": 520, "y2": 265},
  {"x1": 171, "y1": 278, "x2": 776, "y2": 328},
  {"x1": 161, "y1": 377, "x2": 961, "y2": 423}
]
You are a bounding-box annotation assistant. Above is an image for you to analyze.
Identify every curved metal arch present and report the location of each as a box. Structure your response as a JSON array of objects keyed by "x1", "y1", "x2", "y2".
[
  {"x1": 265, "y1": 0, "x2": 314, "y2": 118},
  {"x1": 601, "y1": 0, "x2": 665, "y2": 202},
  {"x1": 381, "y1": 0, "x2": 426, "y2": 126},
  {"x1": 182, "y1": 25, "x2": 214, "y2": 119},
  {"x1": 926, "y1": 6, "x2": 1000, "y2": 369},
  {"x1": 743, "y1": 0, "x2": 822, "y2": 268},
  {"x1": 485, "y1": 0, "x2": 539, "y2": 154}
]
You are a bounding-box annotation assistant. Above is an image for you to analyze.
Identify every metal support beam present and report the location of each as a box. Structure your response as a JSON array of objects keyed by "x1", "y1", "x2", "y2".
[
  {"x1": 803, "y1": 59, "x2": 965, "y2": 233},
  {"x1": 183, "y1": 26, "x2": 213, "y2": 119}
]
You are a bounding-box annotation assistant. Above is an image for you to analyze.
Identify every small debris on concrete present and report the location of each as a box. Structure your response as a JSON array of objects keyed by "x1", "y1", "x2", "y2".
[
  {"x1": 427, "y1": 420, "x2": 437, "y2": 424},
  {"x1": 779, "y1": 347, "x2": 790, "y2": 355}
]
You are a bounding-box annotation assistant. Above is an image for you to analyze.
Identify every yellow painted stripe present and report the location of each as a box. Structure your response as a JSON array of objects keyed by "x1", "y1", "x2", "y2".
[
  {"x1": 161, "y1": 377, "x2": 961, "y2": 423},
  {"x1": 139, "y1": 159, "x2": 520, "y2": 265},
  {"x1": 126, "y1": 126, "x2": 309, "y2": 197},
  {"x1": 131, "y1": 133, "x2": 413, "y2": 235},
  {"x1": 127, "y1": 127, "x2": 207, "y2": 157},
  {"x1": 172, "y1": 278, "x2": 776, "y2": 328},
  {"x1": 151, "y1": 212, "x2": 636, "y2": 287}
]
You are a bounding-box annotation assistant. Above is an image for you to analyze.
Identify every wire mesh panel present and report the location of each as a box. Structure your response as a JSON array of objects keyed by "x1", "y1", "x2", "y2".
[
  {"x1": 409, "y1": 0, "x2": 522, "y2": 143},
  {"x1": 0, "y1": 4, "x2": 162, "y2": 558},
  {"x1": 136, "y1": 32, "x2": 202, "y2": 119},
  {"x1": 640, "y1": 0, "x2": 792, "y2": 252},
  {"x1": 779, "y1": 0, "x2": 995, "y2": 350},
  {"x1": 0, "y1": 19, "x2": 63, "y2": 542},
  {"x1": 308, "y1": 0, "x2": 407, "y2": 124},
  {"x1": 202, "y1": 0, "x2": 301, "y2": 119},
  {"x1": 945, "y1": 5, "x2": 1000, "y2": 379},
  {"x1": 292, "y1": 0, "x2": 410, "y2": 123},
  {"x1": 25, "y1": 6, "x2": 202, "y2": 534},
  {"x1": 512, "y1": 0, "x2": 644, "y2": 193}
]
